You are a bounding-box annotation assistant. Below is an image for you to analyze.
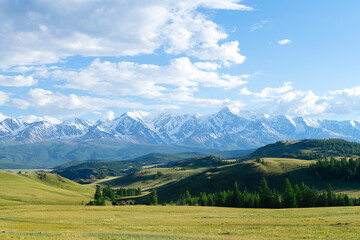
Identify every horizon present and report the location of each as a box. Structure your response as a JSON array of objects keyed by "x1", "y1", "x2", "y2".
[{"x1": 0, "y1": 1, "x2": 359, "y2": 122}]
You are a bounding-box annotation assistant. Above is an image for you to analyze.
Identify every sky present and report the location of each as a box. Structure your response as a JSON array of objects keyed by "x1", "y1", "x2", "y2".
[{"x1": 0, "y1": 0, "x2": 360, "y2": 122}]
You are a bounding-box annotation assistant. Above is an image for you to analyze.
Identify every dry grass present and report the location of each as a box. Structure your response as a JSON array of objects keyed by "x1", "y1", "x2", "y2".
[
  {"x1": 0, "y1": 170, "x2": 92, "y2": 206},
  {"x1": 1, "y1": 205, "x2": 360, "y2": 239}
]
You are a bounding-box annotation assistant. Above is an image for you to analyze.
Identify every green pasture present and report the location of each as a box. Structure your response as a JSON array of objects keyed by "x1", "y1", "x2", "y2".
[{"x1": 1, "y1": 205, "x2": 360, "y2": 239}]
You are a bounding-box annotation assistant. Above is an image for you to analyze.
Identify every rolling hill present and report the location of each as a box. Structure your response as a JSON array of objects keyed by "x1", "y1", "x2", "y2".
[
  {"x1": 0, "y1": 170, "x2": 93, "y2": 206},
  {"x1": 103, "y1": 139, "x2": 360, "y2": 203},
  {"x1": 241, "y1": 139, "x2": 360, "y2": 161},
  {"x1": 52, "y1": 150, "x2": 254, "y2": 182}
]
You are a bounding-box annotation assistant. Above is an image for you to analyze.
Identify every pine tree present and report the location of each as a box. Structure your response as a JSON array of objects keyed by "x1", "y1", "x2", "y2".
[
  {"x1": 94, "y1": 185, "x2": 105, "y2": 206},
  {"x1": 281, "y1": 178, "x2": 297, "y2": 208},
  {"x1": 199, "y1": 192, "x2": 208, "y2": 206},
  {"x1": 148, "y1": 188, "x2": 158, "y2": 205},
  {"x1": 232, "y1": 182, "x2": 241, "y2": 207},
  {"x1": 259, "y1": 178, "x2": 273, "y2": 208},
  {"x1": 325, "y1": 184, "x2": 335, "y2": 206}
]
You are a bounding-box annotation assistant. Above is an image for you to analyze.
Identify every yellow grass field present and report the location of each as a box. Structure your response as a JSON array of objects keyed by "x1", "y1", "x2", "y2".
[
  {"x1": 0, "y1": 170, "x2": 93, "y2": 206},
  {"x1": 1, "y1": 205, "x2": 360, "y2": 239}
]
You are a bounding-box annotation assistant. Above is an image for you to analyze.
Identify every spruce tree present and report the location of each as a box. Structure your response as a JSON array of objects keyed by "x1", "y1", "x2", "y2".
[
  {"x1": 281, "y1": 178, "x2": 297, "y2": 208},
  {"x1": 148, "y1": 188, "x2": 158, "y2": 205},
  {"x1": 232, "y1": 182, "x2": 241, "y2": 207},
  {"x1": 259, "y1": 178, "x2": 273, "y2": 208},
  {"x1": 94, "y1": 185, "x2": 105, "y2": 206}
]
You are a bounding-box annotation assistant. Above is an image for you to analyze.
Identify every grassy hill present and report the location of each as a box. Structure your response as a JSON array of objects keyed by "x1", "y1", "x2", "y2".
[
  {"x1": 52, "y1": 150, "x2": 253, "y2": 182},
  {"x1": 242, "y1": 139, "x2": 360, "y2": 161},
  {"x1": 154, "y1": 157, "x2": 360, "y2": 202},
  {"x1": 97, "y1": 167, "x2": 208, "y2": 191},
  {"x1": 0, "y1": 170, "x2": 93, "y2": 206},
  {"x1": 155, "y1": 158, "x2": 317, "y2": 202}
]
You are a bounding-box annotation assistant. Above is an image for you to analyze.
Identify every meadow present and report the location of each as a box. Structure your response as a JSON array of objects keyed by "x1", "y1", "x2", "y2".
[{"x1": 1, "y1": 205, "x2": 360, "y2": 239}]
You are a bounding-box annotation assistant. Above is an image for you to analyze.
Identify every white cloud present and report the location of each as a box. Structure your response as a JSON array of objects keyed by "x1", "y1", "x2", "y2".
[
  {"x1": 328, "y1": 86, "x2": 360, "y2": 113},
  {"x1": 0, "y1": 0, "x2": 251, "y2": 68},
  {"x1": 250, "y1": 20, "x2": 267, "y2": 32},
  {"x1": 276, "y1": 90, "x2": 328, "y2": 116},
  {"x1": 0, "y1": 75, "x2": 37, "y2": 87},
  {"x1": 15, "y1": 88, "x2": 177, "y2": 117},
  {"x1": 239, "y1": 87, "x2": 252, "y2": 95},
  {"x1": 254, "y1": 82, "x2": 293, "y2": 98},
  {"x1": 243, "y1": 83, "x2": 329, "y2": 116},
  {"x1": 194, "y1": 62, "x2": 220, "y2": 71},
  {"x1": 52, "y1": 58, "x2": 249, "y2": 99},
  {"x1": 0, "y1": 91, "x2": 10, "y2": 105},
  {"x1": 104, "y1": 111, "x2": 115, "y2": 121},
  {"x1": 278, "y1": 39, "x2": 292, "y2": 45},
  {"x1": 330, "y1": 86, "x2": 360, "y2": 96}
]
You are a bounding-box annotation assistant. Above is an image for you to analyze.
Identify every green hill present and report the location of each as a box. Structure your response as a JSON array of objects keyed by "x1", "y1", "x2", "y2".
[
  {"x1": 0, "y1": 170, "x2": 93, "y2": 206},
  {"x1": 242, "y1": 139, "x2": 360, "y2": 161},
  {"x1": 156, "y1": 158, "x2": 314, "y2": 202},
  {"x1": 52, "y1": 150, "x2": 253, "y2": 182}
]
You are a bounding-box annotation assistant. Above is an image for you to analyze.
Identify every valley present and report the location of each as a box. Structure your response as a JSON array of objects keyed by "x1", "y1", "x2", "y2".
[{"x1": 2, "y1": 139, "x2": 360, "y2": 239}]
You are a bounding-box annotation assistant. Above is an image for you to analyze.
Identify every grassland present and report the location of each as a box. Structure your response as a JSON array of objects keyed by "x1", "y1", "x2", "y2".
[
  {"x1": 0, "y1": 170, "x2": 93, "y2": 206},
  {"x1": 98, "y1": 167, "x2": 208, "y2": 191},
  {"x1": 1, "y1": 205, "x2": 360, "y2": 239}
]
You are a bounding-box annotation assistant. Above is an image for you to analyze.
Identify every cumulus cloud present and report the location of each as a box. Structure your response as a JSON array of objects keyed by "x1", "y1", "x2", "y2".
[
  {"x1": 13, "y1": 88, "x2": 179, "y2": 117},
  {"x1": 0, "y1": 75, "x2": 37, "y2": 87},
  {"x1": 0, "y1": 0, "x2": 251, "y2": 68},
  {"x1": 0, "y1": 91, "x2": 11, "y2": 105},
  {"x1": 328, "y1": 86, "x2": 360, "y2": 113},
  {"x1": 330, "y1": 86, "x2": 360, "y2": 96},
  {"x1": 242, "y1": 82, "x2": 329, "y2": 116},
  {"x1": 254, "y1": 82, "x2": 293, "y2": 98},
  {"x1": 104, "y1": 111, "x2": 115, "y2": 121},
  {"x1": 239, "y1": 87, "x2": 252, "y2": 95},
  {"x1": 52, "y1": 58, "x2": 249, "y2": 99},
  {"x1": 275, "y1": 90, "x2": 328, "y2": 116},
  {"x1": 278, "y1": 39, "x2": 292, "y2": 45}
]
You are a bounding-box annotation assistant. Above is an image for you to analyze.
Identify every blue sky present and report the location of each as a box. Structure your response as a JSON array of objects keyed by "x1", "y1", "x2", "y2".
[{"x1": 0, "y1": 0, "x2": 359, "y2": 122}]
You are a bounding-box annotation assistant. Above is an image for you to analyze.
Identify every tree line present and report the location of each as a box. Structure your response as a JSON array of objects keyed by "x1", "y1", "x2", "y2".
[
  {"x1": 172, "y1": 178, "x2": 355, "y2": 208},
  {"x1": 310, "y1": 157, "x2": 360, "y2": 181},
  {"x1": 116, "y1": 187, "x2": 142, "y2": 197},
  {"x1": 306, "y1": 139, "x2": 360, "y2": 156},
  {"x1": 87, "y1": 185, "x2": 142, "y2": 205}
]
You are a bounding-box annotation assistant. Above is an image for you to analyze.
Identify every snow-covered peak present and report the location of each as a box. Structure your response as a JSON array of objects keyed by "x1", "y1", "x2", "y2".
[
  {"x1": 62, "y1": 118, "x2": 93, "y2": 129},
  {"x1": 284, "y1": 115, "x2": 296, "y2": 127},
  {"x1": 0, "y1": 118, "x2": 25, "y2": 133},
  {"x1": 124, "y1": 110, "x2": 149, "y2": 121},
  {"x1": 218, "y1": 107, "x2": 240, "y2": 116},
  {"x1": 302, "y1": 117, "x2": 320, "y2": 128}
]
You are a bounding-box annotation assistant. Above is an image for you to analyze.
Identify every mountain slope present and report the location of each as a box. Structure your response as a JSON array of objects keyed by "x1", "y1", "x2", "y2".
[
  {"x1": 0, "y1": 170, "x2": 92, "y2": 206},
  {"x1": 0, "y1": 142, "x2": 209, "y2": 168},
  {"x1": 156, "y1": 157, "x2": 360, "y2": 202},
  {"x1": 242, "y1": 139, "x2": 360, "y2": 160}
]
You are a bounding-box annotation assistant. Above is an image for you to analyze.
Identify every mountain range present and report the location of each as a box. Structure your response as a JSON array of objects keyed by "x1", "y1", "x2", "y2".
[{"x1": 1, "y1": 107, "x2": 360, "y2": 150}]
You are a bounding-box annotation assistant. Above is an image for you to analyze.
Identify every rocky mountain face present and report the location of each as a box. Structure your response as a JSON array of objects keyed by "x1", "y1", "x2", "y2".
[{"x1": 1, "y1": 107, "x2": 360, "y2": 150}]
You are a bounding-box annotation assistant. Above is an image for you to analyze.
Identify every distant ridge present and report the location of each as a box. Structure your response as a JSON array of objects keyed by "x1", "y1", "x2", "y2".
[{"x1": 1, "y1": 107, "x2": 360, "y2": 150}]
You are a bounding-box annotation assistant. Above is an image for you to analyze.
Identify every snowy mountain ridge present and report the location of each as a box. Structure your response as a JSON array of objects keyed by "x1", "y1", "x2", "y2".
[{"x1": 1, "y1": 107, "x2": 360, "y2": 150}]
